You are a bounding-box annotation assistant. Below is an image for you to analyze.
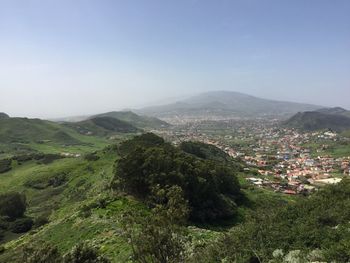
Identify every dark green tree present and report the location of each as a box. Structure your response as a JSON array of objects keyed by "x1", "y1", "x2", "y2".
[
  {"x1": 120, "y1": 185, "x2": 189, "y2": 263},
  {"x1": 0, "y1": 192, "x2": 27, "y2": 219}
]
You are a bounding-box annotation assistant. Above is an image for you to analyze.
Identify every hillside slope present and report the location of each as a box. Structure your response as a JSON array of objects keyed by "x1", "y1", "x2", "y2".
[
  {"x1": 64, "y1": 116, "x2": 139, "y2": 136},
  {"x1": 93, "y1": 111, "x2": 169, "y2": 128},
  {"x1": 0, "y1": 117, "x2": 112, "y2": 157},
  {"x1": 0, "y1": 117, "x2": 80, "y2": 145},
  {"x1": 284, "y1": 109, "x2": 350, "y2": 132}
]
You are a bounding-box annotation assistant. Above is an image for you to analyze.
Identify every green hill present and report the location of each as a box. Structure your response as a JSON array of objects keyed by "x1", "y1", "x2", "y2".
[
  {"x1": 284, "y1": 110, "x2": 350, "y2": 132},
  {"x1": 0, "y1": 117, "x2": 112, "y2": 158},
  {"x1": 94, "y1": 111, "x2": 169, "y2": 128},
  {"x1": 316, "y1": 107, "x2": 350, "y2": 117},
  {"x1": 0, "y1": 117, "x2": 80, "y2": 146},
  {"x1": 64, "y1": 116, "x2": 139, "y2": 136}
]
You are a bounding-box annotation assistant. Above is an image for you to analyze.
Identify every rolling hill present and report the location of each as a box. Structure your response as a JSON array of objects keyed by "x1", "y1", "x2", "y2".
[
  {"x1": 0, "y1": 117, "x2": 81, "y2": 146},
  {"x1": 64, "y1": 116, "x2": 139, "y2": 136},
  {"x1": 284, "y1": 107, "x2": 350, "y2": 132},
  {"x1": 0, "y1": 116, "x2": 134, "y2": 157},
  {"x1": 137, "y1": 91, "x2": 321, "y2": 121},
  {"x1": 93, "y1": 111, "x2": 170, "y2": 128}
]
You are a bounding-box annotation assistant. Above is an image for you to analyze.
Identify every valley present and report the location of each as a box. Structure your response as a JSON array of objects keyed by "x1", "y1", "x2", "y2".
[{"x1": 1, "y1": 101, "x2": 350, "y2": 262}]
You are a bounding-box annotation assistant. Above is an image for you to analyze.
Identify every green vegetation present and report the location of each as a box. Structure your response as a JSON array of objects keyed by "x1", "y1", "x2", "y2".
[
  {"x1": 0, "y1": 158, "x2": 12, "y2": 173},
  {"x1": 1, "y1": 128, "x2": 349, "y2": 262},
  {"x1": 0, "y1": 192, "x2": 27, "y2": 219},
  {"x1": 94, "y1": 111, "x2": 170, "y2": 129},
  {"x1": 180, "y1": 141, "x2": 233, "y2": 163},
  {"x1": 64, "y1": 116, "x2": 139, "y2": 136},
  {"x1": 120, "y1": 186, "x2": 189, "y2": 263},
  {"x1": 113, "y1": 134, "x2": 242, "y2": 223},
  {"x1": 22, "y1": 242, "x2": 110, "y2": 263},
  {"x1": 0, "y1": 116, "x2": 119, "y2": 158},
  {"x1": 192, "y1": 178, "x2": 350, "y2": 262}
]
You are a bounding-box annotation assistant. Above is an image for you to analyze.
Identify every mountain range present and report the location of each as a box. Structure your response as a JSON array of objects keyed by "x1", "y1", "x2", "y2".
[{"x1": 137, "y1": 91, "x2": 322, "y2": 120}]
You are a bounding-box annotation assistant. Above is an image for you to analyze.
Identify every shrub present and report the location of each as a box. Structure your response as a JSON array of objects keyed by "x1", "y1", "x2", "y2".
[
  {"x1": 0, "y1": 192, "x2": 27, "y2": 219},
  {"x1": 84, "y1": 152, "x2": 100, "y2": 161},
  {"x1": 11, "y1": 217, "x2": 33, "y2": 233},
  {"x1": 0, "y1": 158, "x2": 12, "y2": 173},
  {"x1": 34, "y1": 215, "x2": 49, "y2": 228},
  {"x1": 63, "y1": 243, "x2": 110, "y2": 263},
  {"x1": 120, "y1": 186, "x2": 189, "y2": 263},
  {"x1": 22, "y1": 243, "x2": 62, "y2": 263}
]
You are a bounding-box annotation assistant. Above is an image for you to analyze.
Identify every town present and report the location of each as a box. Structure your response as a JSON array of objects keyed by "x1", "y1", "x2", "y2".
[{"x1": 154, "y1": 118, "x2": 350, "y2": 196}]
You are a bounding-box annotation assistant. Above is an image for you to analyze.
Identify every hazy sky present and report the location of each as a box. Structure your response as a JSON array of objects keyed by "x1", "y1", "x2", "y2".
[{"x1": 0, "y1": 0, "x2": 349, "y2": 118}]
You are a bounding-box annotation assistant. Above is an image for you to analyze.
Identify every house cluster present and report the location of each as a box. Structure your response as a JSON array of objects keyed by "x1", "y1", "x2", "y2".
[{"x1": 157, "y1": 119, "x2": 350, "y2": 196}]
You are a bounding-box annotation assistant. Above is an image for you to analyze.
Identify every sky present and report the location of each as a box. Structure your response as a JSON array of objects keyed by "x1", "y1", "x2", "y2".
[{"x1": 0, "y1": 0, "x2": 349, "y2": 118}]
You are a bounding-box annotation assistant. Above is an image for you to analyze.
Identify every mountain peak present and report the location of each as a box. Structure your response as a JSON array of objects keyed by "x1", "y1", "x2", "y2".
[{"x1": 139, "y1": 90, "x2": 322, "y2": 121}]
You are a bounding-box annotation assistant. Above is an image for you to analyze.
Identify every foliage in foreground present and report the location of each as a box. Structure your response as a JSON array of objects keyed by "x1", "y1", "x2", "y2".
[
  {"x1": 22, "y1": 242, "x2": 110, "y2": 263},
  {"x1": 120, "y1": 185, "x2": 189, "y2": 263},
  {"x1": 112, "y1": 133, "x2": 242, "y2": 223},
  {"x1": 191, "y1": 178, "x2": 350, "y2": 262}
]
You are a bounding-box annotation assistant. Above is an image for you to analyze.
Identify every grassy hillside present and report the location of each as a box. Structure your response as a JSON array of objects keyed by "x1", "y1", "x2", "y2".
[
  {"x1": 64, "y1": 116, "x2": 139, "y2": 136},
  {"x1": 0, "y1": 145, "x2": 136, "y2": 261},
  {"x1": 0, "y1": 119, "x2": 106, "y2": 159},
  {"x1": 94, "y1": 111, "x2": 170, "y2": 129},
  {"x1": 0, "y1": 133, "x2": 305, "y2": 262}
]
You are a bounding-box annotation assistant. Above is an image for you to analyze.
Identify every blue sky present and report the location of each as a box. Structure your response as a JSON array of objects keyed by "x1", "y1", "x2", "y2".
[{"x1": 0, "y1": 0, "x2": 349, "y2": 117}]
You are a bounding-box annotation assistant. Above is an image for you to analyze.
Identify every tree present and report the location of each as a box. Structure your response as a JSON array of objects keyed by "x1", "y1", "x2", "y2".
[
  {"x1": 112, "y1": 133, "x2": 242, "y2": 223},
  {"x1": 0, "y1": 192, "x2": 27, "y2": 219}
]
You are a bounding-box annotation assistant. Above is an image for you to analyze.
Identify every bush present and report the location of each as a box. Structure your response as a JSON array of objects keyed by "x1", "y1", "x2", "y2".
[
  {"x1": 63, "y1": 243, "x2": 110, "y2": 263},
  {"x1": 22, "y1": 243, "x2": 62, "y2": 263},
  {"x1": 22, "y1": 243, "x2": 109, "y2": 263},
  {"x1": 84, "y1": 152, "x2": 100, "y2": 161},
  {"x1": 0, "y1": 192, "x2": 27, "y2": 219},
  {"x1": 34, "y1": 215, "x2": 49, "y2": 228},
  {"x1": 0, "y1": 158, "x2": 12, "y2": 173},
  {"x1": 11, "y1": 217, "x2": 33, "y2": 233},
  {"x1": 120, "y1": 186, "x2": 189, "y2": 263},
  {"x1": 191, "y1": 178, "x2": 350, "y2": 262}
]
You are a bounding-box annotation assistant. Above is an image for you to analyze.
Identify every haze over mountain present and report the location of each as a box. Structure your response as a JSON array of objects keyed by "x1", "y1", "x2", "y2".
[{"x1": 138, "y1": 91, "x2": 322, "y2": 120}]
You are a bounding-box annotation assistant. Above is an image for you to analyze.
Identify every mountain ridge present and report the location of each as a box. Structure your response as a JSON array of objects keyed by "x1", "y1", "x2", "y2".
[
  {"x1": 284, "y1": 107, "x2": 350, "y2": 132},
  {"x1": 137, "y1": 91, "x2": 322, "y2": 120}
]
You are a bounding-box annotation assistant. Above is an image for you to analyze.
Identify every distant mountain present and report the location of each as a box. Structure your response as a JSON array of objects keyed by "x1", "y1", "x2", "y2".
[
  {"x1": 64, "y1": 116, "x2": 139, "y2": 136},
  {"x1": 316, "y1": 107, "x2": 350, "y2": 117},
  {"x1": 0, "y1": 113, "x2": 9, "y2": 119},
  {"x1": 93, "y1": 111, "x2": 170, "y2": 128},
  {"x1": 284, "y1": 107, "x2": 350, "y2": 132},
  {"x1": 137, "y1": 91, "x2": 321, "y2": 120}
]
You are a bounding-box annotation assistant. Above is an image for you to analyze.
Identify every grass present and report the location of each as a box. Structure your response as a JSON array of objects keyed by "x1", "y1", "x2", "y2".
[{"x1": 0, "y1": 133, "x2": 304, "y2": 262}]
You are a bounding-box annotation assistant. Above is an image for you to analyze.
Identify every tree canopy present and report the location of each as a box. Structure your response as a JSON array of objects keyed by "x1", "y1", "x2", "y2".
[{"x1": 112, "y1": 133, "x2": 242, "y2": 223}]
